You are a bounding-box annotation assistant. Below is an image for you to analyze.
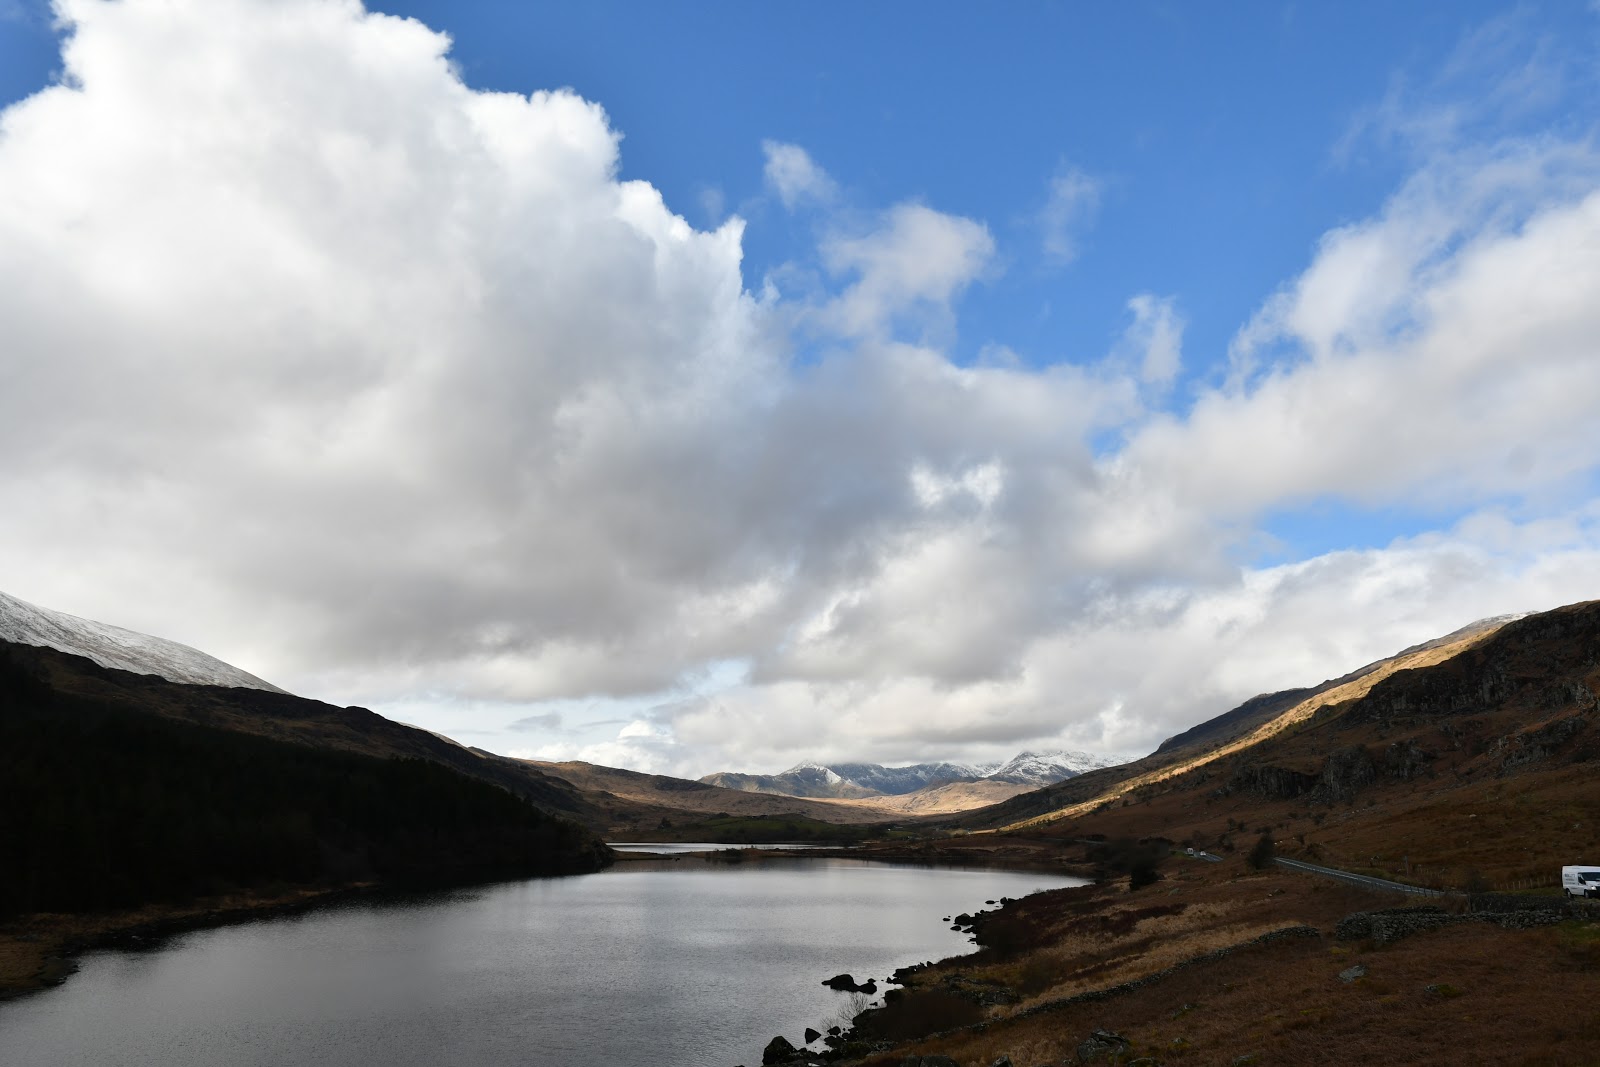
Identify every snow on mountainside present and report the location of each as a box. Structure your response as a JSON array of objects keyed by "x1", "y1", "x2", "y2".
[
  {"x1": 826, "y1": 760, "x2": 992, "y2": 795},
  {"x1": 0, "y1": 589, "x2": 286, "y2": 693},
  {"x1": 983, "y1": 749, "x2": 1131, "y2": 786},
  {"x1": 700, "y1": 750, "x2": 1132, "y2": 799}
]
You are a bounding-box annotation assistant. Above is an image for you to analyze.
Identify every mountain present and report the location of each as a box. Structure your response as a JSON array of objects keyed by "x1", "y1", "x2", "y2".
[
  {"x1": 700, "y1": 762, "x2": 886, "y2": 799},
  {"x1": 700, "y1": 750, "x2": 1126, "y2": 801},
  {"x1": 956, "y1": 610, "x2": 1519, "y2": 832},
  {"x1": 949, "y1": 601, "x2": 1600, "y2": 896},
  {"x1": 517, "y1": 759, "x2": 892, "y2": 825},
  {"x1": 1150, "y1": 613, "x2": 1523, "y2": 757},
  {"x1": 984, "y1": 749, "x2": 1129, "y2": 786},
  {"x1": 827, "y1": 760, "x2": 992, "y2": 794},
  {"x1": 0, "y1": 634, "x2": 613, "y2": 919},
  {"x1": 0, "y1": 589, "x2": 285, "y2": 693}
]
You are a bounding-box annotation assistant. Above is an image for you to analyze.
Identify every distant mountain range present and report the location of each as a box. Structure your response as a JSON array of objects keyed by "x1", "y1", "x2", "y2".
[{"x1": 699, "y1": 749, "x2": 1129, "y2": 800}]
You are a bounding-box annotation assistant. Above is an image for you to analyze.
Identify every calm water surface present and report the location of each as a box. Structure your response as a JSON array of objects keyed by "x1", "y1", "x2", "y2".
[{"x1": 0, "y1": 858, "x2": 1085, "y2": 1067}]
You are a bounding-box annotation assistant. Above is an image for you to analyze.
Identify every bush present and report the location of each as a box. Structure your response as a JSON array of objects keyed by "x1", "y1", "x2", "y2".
[
  {"x1": 1248, "y1": 832, "x2": 1276, "y2": 870},
  {"x1": 1087, "y1": 836, "x2": 1166, "y2": 890},
  {"x1": 1130, "y1": 854, "x2": 1161, "y2": 890}
]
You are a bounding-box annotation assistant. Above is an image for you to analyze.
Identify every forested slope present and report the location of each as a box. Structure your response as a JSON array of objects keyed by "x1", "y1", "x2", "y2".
[{"x1": 0, "y1": 643, "x2": 611, "y2": 917}]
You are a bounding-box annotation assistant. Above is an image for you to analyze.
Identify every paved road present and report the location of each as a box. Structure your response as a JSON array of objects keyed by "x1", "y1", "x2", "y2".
[{"x1": 1273, "y1": 856, "x2": 1448, "y2": 897}]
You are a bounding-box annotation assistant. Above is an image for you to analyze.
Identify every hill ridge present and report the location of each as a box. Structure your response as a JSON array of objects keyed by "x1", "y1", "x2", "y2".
[{"x1": 0, "y1": 589, "x2": 284, "y2": 693}]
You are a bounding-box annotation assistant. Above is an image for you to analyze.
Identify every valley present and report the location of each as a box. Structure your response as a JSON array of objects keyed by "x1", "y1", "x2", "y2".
[{"x1": 6, "y1": 591, "x2": 1600, "y2": 1065}]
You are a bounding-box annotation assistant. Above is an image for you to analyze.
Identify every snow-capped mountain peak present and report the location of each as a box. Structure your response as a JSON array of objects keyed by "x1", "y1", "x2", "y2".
[
  {"x1": 0, "y1": 589, "x2": 286, "y2": 693},
  {"x1": 983, "y1": 749, "x2": 1130, "y2": 786},
  {"x1": 781, "y1": 760, "x2": 844, "y2": 785}
]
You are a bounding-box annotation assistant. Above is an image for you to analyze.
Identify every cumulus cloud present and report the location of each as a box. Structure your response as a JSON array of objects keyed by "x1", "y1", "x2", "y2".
[
  {"x1": 2, "y1": 0, "x2": 1599, "y2": 777},
  {"x1": 1186, "y1": 140, "x2": 1600, "y2": 516},
  {"x1": 819, "y1": 203, "x2": 995, "y2": 339}
]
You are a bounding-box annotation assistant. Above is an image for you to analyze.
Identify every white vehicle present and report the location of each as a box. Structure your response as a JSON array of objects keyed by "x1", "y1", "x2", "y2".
[{"x1": 1562, "y1": 866, "x2": 1600, "y2": 899}]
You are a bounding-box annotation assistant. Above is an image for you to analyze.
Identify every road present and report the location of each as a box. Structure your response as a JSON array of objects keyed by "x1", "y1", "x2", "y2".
[{"x1": 1272, "y1": 856, "x2": 1448, "y2": 897}]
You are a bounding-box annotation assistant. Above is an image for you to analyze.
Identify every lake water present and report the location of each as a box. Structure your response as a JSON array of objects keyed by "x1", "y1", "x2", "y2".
[{"x1": 0, "y1": 858, "x2": 1084, "y2": 1067}]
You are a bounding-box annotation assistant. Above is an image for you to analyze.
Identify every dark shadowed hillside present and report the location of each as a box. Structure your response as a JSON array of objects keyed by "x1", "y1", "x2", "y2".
[
  {"x1": 0, "y1": 641, "x2": 611, "y2": 917},
  {"x1": 0, "y1": 638, "x2": 602, "y2": 823}
]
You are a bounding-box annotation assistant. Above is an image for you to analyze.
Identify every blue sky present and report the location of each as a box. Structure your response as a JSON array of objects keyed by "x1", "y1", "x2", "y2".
[
  {"x1": 372, "y1": 0, "x2": 1600, "y2": 560},
  {"x1": 2, "y1": 1, "x2": 1599, "y2": 774}
]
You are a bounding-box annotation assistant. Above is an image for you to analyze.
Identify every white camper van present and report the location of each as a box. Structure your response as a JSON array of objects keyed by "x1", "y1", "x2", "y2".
[{"x1": 1562, "y1": 866, "x2": 1600, "y2": 898}]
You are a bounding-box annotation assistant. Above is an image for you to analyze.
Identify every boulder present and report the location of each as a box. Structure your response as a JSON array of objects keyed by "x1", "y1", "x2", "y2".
[
  {"x1": 803, "y1": 1028, "x2": 820, "y2": 1045},
  {"x1": 1076, "y1": 1029, "x2": 1130, "y2": 1063},
  {"x1": 1338, "y1": 964, "x2": 1368, "y2": 983},
  {"x1": 762, "y1": 1035, "x2": 797, "y2": 1065}
]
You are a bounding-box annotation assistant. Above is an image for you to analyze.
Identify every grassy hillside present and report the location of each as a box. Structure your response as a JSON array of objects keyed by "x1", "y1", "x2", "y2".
[{"x1": 936, "y1": 600, "x2": 1600, "y2": 892}]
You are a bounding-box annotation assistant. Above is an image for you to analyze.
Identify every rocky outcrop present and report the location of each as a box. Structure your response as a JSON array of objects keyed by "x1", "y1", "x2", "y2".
[
  {"x1": 1380, "y1": 738, "x2": 1434, "y2": 780},
  {"x1": 1347, "y1": 602, "x2": 1600, "y2": 727},
  {"x1": 1310, "y1": 745, "x2": 1379, "y2": 803},
  {"x1": 1492, "y1": 713, "x2": 1586, "y2": 771},
  {"x1": 761, "y1": 1035, "x2": 797, "y2": 1065},
  {"x1": 1224, "y1": 744, "x2": 1381, "y2": 804},
  {"x1": 1224, "y1": 762, "x2": 1319, "y2": 800},
  {"x1": 821, "y1": 973, "x2": 876, "y2": 993},
  {"x1": 1076, "y1": 1029, "x2": 1130, "y2": 1062}
]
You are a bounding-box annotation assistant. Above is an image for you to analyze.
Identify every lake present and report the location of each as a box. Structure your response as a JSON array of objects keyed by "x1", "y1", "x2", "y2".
[{"x1": 0, "y1": 858, "x2": 1085, "y2": 1067}]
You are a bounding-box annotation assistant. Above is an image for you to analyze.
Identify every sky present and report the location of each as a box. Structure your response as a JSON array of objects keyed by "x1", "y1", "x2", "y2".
[{"x1": 2, "y1": 0, "x2": 1600, "y2": 778}]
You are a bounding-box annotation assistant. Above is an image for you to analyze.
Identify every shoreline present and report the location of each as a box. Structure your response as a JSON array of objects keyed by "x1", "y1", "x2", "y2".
[
  {"x1": 752, "y1": 849, "x2": 1600, "y2": 1066},
  {"x1": 0, "y1": 882, "x2": 385, "y2": 1002},
  {"x1": 0, "y1": 836, "x2": 1092, "y2": 1004}
]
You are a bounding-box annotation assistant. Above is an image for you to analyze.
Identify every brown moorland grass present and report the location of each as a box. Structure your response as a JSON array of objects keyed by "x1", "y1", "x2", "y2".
[
  {"x1": 1016, "y1": 736, "x2": 1600, "y2": 892},
  {"x1": 848, "y1": 859, "x2": 1600, "y2": 1067}
]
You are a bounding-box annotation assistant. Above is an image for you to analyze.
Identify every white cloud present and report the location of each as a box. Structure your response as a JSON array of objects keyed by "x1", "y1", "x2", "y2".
[
  {"x1": 819, "y1": 203, "x2": 995, "y2": 338},
  {"x1": 1038, "y1": 164, "x2": 1101, "y2": 265},
  {"x1": 1173, "y1": 141, "x2": 1600, "y2": 518},
  {"x1": 2, "y1": 0, "x2": 1599, "y2": 779},
  {"x1": 762, "y1": 139, "x2": 836, "y2": 209},
  {"x1": 1119, "y1": 294, "x2": 1184, "y2": 388}
]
